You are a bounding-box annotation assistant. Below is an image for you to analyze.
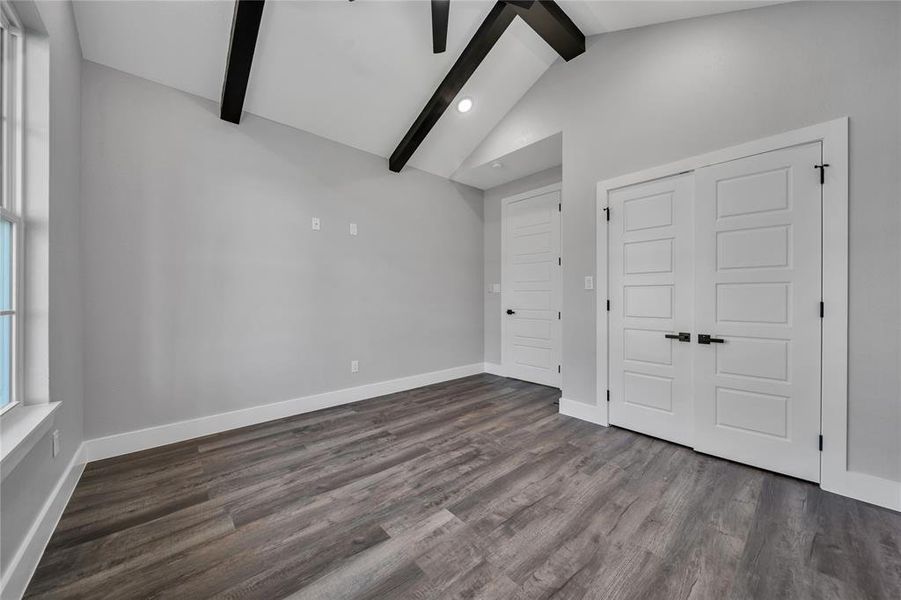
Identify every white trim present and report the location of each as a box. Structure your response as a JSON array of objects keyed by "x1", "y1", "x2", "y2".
[
  {"x1": 1, "y1": 1, "x2": 26, "y2": 415},
  {"x1": 497, "y1": 182, "x2": 562, "y2": 205},
  {"x1": 595, "y1": 182, "x2": 609, "y2": 421},
  {"x1": 594, "y1": 118, "x2": 898, "y2": 511},
  {"x1": 1, "y1": 443, "x2": 86, "y2": 600},
  {"x1": 559, "y1": 397, "x2": 608, "y2": 426},
  {"x1": 0, "y1": 206, "x2": 22, "y2": 223},
  {"x1": 483, "y1": 362, "x2": 506, "y2": 377},
  {"x1": 83, "y1": 363, "x2": 485, "y2": 462},
  {"x1": 597, "y1": 120, "x2": 846, "y2": 193},
  {"x1": 0, "y1": 400, "x2": 59, "y2": 480},
  {"x1": 500, "y1": 182, "x2": 563, "y2": 388},
  {"x1": 3, "y1": 364, "x2": 487, "y2": 597},
  {"x1": 821, "y1": 469, "x2": 901, "y2": 512}
]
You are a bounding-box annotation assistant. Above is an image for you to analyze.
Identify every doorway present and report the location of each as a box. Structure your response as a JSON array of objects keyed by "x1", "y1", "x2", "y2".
[
  {"x1": 606, "y1": 142, "x2": 824, "y2": 482},
  {"x1": 501, "y1": 184, "x2": 562, "y2": 388}
]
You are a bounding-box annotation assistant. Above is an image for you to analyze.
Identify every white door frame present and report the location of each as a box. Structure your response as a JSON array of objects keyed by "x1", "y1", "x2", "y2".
[
  {"x1": 500, "y1": 182, "x2": 562, "y2": 386},
  {"x1": 596, "y1": 118, "x2": 898, "y2": 512}
]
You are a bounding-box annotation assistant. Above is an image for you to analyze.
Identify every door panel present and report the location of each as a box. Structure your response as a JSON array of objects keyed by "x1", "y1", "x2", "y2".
[
  {"x1": 502, "y1": 190, "x2": 561, "y2": 387},
  {"x1": 608, "y1": 174, "x2": 693, "y2": 445},
  {"x1": 624, "y1": 285, "x2": 674, "y2": 318},
  {"x1": 693, "y1": 142, "x2": 822, "y2": 482}
]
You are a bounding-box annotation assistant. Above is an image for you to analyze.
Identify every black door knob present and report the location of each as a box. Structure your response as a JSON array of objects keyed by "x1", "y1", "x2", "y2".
[
  {"x1": 506, "y1": 309, "x2": 516, "y2": 315},
  {"x1": 665, "y1": 332, "x2": 691, "y2": 342}
]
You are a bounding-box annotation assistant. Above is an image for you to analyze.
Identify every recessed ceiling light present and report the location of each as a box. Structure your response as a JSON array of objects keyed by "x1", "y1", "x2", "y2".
[
  {"x1": 491, "y1": 162, "x2": 503, "y2": 169},
  {"x1": 456, "y1": 97, "x2": 473, "y2": 113}
]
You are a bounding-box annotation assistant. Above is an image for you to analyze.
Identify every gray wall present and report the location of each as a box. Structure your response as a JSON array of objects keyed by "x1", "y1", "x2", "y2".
[
  {"x1": 1, "y1": 0, "x2": 84, "y2": 578},
  {"x1": 80, "y1": 62, "x2": 484, "y2": 439},
  {"x1": 483, "y1": 167, "x2": 562, "y2": 365},
  {"x1": 469, "y1": 1, "x2": 901, "y2": 481}
]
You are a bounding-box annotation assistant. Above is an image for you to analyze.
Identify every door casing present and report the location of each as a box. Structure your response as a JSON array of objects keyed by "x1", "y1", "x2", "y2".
[
  {"x1": 501, "y1": 182, "x2": 562, "y2": 388},
  {"x1": 593, "y1": 119, "x2": 901, "y2": 512}
]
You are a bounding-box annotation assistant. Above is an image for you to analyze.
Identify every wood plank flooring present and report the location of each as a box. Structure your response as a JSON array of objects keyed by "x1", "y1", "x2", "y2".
[{"x1": 25, "y1": 374, "x2": 901, "y2": 599}]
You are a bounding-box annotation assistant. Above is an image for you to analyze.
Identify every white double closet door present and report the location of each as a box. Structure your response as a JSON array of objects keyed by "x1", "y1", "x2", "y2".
[{"x1": 608, "y1": 142, "x2": 823, "y2": 482}]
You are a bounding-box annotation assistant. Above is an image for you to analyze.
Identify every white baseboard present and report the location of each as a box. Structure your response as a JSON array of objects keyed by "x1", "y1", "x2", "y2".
[
  {"x1": 821, "y1": 468, "x2": 901, "y2": 512},
  {"x1": 1, "y1": 444, "x2": 86, "y2": 600},
  {"x1": 8, "y1": 362, "x2": 896, "y2": 600},
  {"x1": 83, "y1": 363, "x2": 485, "y2": 462},
  {"x1": 483, "y1": 362, "x2": 505, "y2": 377},
  {"x1": 559, "y1": 397, "x2": 608, "y2": 426},
  {"x1": 556, "y1": 400, "x2": 901, "y2": 512}
]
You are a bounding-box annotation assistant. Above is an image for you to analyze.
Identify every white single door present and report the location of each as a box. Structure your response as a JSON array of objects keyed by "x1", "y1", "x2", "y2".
[
  {"x1": 502, "y1": 189, "x2": 561, "y2": 387},
  {"x1": 693, "y1": 143, "x2": 822, "y2": 482},
  {"x1": 608, "y1": 174, "x2": 694, "y2": 445}
]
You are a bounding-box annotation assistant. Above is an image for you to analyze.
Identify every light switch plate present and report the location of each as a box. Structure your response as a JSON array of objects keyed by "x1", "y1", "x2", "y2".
[
  {"x1": 491, "y1": 283, "x2": 501, "y2": 293},
  {"x1": 584, "y1": 276, "x2": 594, "y2": 290},
  {"x1": 349, "y1": 223, "x2": 358, "y2": 236},
  {"x1": 312, "y1": 217, "x2": 321, "y2": 231},
  {"x1": 351, "y1": 360, "x2": 359, "y2": 373}
]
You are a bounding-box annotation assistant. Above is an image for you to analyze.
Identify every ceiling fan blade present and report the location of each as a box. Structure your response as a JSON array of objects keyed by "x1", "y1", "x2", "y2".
[{"x1": 431, "y1": 0, "x2": 449, "y2": 54}]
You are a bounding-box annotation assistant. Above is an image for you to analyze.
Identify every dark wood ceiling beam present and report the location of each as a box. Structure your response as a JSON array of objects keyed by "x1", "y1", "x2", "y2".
[
  {"x1": 506, "y1": 0, "x2": 584, "y2": 60},
  {"x1": 431, "y1": 0, "x2": 450, "y2": 53},
  {"x1": 390, "y1": 1, "x2": 517, "y2": 172},
  {"x1": 389, "y1": 1, "x2": 584, "y2": 173},
  {"x1": 220, "y1": 0, "x2": 266, "y2": 124}
]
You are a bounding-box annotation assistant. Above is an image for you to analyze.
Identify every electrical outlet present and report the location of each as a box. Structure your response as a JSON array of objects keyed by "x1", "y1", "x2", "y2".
[
  {"x1": 351, "y1": 360, "x2": 359, "y2": 373},
  {"x1": 51, "y1": 430, "x2": 60, "y2": 458},
  {"x1": 584, "y1": 276, "x2": 594, "y2": 290},
  {"x1": 349, "y1": 223, "x2": 358, "y2": 236},
  {"x1": 312, "y1": 217, "x2": 321, "y2": 231}
]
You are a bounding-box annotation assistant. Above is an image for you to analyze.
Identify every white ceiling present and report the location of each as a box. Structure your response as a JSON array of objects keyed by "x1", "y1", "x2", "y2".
[
  {"x1": 72, "y1": 0, "x2": 783, "y2": 186},
  {"x1": 452, "y1": 131, "x2": 561, "y2": 190},
  {"x1": 557, "y1": 0, "x2": 784, "y2": 35}
]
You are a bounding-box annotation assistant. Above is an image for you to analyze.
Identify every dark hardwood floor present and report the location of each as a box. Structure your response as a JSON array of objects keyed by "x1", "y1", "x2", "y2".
[{"x1": 25, "y1": 374, "x2": 901, "y2": 599}]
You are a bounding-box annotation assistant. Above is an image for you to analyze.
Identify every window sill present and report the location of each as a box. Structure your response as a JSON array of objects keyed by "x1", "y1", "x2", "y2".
[{"x1": 0, "y1": 402, "x2": 60, "y2": 481}]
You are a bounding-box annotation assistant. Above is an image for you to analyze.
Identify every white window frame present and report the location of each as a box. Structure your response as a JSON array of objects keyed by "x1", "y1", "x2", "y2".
[{"x1": 1, "y1": 0, "x2": 24, "y2": 416}]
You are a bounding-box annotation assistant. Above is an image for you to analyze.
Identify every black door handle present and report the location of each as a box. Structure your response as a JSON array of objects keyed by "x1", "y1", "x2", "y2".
[
  {"x1": 665, "y1": 332, "x2": 691, "y2": 342},
  {"x1": 506, "y1": 309, "x2": 516, "y2": 315},
  {"x1": 698, "y1": 334, "x2": 725, "y2": 344}
]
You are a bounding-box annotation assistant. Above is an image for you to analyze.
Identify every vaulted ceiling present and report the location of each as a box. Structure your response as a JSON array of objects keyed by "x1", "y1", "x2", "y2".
[{"x1": 72, "y1": 1, "x2": 782, "y2": 187}]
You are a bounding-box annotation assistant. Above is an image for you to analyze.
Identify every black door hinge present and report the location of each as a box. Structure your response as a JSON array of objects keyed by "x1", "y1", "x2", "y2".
[
  {"x1": 606, "y1": 389, "x2": 610, "y2": 402},
  {"x1": 557, "y1": 365, "x2": 561, "y2": 373},
  {"x1": 820, "y1": 301, "x2": 824, "y2": 318},
  {"x1": 603, "y1": 207, "x2": 610, "y2": 221},
  {"x1": 557, "y1": 311, "x2": 561, "y2": 320},
  {"x1": 558, "y1": 202, "x2": 562, "y2": 212},
  {"x1": 818, "y1": 435, "x2": 823, "y2": 451},
  {"x1": 814, "y1": 163, "x2": 830, "y2": 185},
  {"x1": 558, "y1": 257, "x2": 562, "y2": 266},
  {"x1": 606, "y1": 299, "x2": 610, "y2": 311}
]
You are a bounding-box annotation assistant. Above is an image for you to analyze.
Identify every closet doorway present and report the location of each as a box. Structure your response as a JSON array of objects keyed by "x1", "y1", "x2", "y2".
[{"x1": 598, "y1": 124, "x2": 845, "y2": 485}]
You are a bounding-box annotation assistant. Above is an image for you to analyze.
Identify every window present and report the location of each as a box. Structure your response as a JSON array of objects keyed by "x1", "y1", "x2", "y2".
[{"x1": 0, "y1": 1, "x2": 23, "y2": 414}]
